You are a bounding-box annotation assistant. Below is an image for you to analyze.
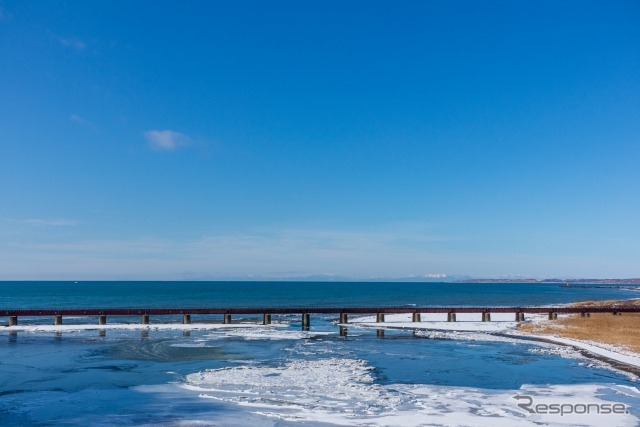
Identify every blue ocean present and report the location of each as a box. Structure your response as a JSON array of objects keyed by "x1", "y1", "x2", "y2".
[{"x1": 1, "y1": 281, "x2": 639, "y2": 426}]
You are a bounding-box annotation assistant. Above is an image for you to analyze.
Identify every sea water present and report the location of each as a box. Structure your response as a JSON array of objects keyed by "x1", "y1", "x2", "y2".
[{"x1": 0, "y1": 281, "x2": 639, "y2": 426}]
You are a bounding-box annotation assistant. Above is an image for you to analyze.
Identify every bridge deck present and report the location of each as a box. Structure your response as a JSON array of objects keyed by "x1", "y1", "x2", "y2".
[{"x1": 1, "y1": 306, "x2": 639, "y2": 317}]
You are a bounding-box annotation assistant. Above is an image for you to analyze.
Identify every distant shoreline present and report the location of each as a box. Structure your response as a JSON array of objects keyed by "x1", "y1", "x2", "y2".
[{"x1": 457, "y1": 278, "x2": 640, "y2": 285}]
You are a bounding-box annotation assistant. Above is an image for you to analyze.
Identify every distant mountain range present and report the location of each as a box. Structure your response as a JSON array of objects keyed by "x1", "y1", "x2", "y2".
[{"x1": 185, "y1": 274, "x2": 640, "y2": 284}]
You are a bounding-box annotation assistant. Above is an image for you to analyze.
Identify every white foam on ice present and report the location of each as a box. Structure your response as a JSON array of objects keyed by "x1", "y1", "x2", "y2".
[
  {"x1": 182, "y1": 357, "x2": 640, "y2": 426},
  {"x1": 206, "y1": 329, "x2": 334, "y2": 340}
]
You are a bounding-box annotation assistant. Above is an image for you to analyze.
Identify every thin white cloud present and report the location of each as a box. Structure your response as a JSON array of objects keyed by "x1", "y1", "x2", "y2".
[
  {"x1": 144, "y1": 130, "x2": 192, "y2": 151},
  {"x1": 0, "y1": 5, "x2": 13, "y2": 22},
  {"x1": 5, "y1": 218, "x2": 79, "y2": 227},
  {"x1": 21, "y1": 218, "x2": 78, "y2": 227},
  {"x1": 2, "y1": 225, "x2": 637, "y2": 280},
  {"x1": 57, "y1": 36, "x2": 86, "y2": 50},
  {"x1": 69, "y1": 114, "x2": 100, "y2": 133},
  {"x1": 2, "y1": 226, "x2": 452, "y2": 279},
  {"x1": 70, "y1": 114, "x2": 86, "y2": 124}
]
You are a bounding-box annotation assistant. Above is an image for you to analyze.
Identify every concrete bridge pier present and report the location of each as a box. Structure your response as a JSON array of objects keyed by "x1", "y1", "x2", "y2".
[
  {"x1": 581, "y1": 312, "x2": 590, "y2": 318},
  {"x1": 263, "y1": 313, "x2": 271, "y2": 325},
  {"x1": 302, "y1": 313, "x2": 310, "y2": 331},
  {"x1": 412, "y1": 313, "x2": 421, "y2": 322},
  {"x1": 224, "y1": 314, "x2": 232, "y2": 324},
  {"x1": 376, "y1": 328, "x2": 384, "y2": 337},
  {"x1": 182, "y1": 314, "x2": 191, "y2": 324},
  {"x1": 548, "y1": 312, "x2": 558, "y2": 320},
  {"x1": 482, "y1": 312, "x2": 491, "y2": 322},
  {"x1": 515, "y1": 312, "x2": 525, "y2": 322},
  {"x1": 376, "y1": 313, "x2": 385, "y2": 323},
  {"x1": 141, "y1": 314, "x2": 149, "y2": 324},
  {"x1": 8, "y1": 316, "x2": 17, "y2": 326},
  {"x1": 98, "y1": 315, "x2": 107, "y2": 325},
  {"x1": 339, "y1": 313, "x2": 348, "y2": 337},
  {"x1": 54, "y1": 315, "x2": 62, "y2": 325},
  {"x1": 448, "y1": 312, "x2": 457, "y2": 322}
]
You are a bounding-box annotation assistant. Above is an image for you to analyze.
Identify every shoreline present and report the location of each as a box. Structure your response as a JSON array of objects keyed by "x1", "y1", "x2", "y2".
[{"x1": 349, "y1": 310, "x2": 640, "y2": 375}]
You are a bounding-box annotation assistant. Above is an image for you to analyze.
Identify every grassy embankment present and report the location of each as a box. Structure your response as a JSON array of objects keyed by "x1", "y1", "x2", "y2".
[{"x1": 518, "y1": 299, "x2": 640, "y2": 353}]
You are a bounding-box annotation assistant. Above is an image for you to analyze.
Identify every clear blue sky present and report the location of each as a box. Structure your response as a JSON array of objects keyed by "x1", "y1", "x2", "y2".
[{"x1": 1, "y1": 1, "x2": 639, "y2": 280}]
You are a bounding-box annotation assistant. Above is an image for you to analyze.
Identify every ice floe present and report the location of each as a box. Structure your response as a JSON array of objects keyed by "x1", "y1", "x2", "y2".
[{"x1": 182, "y1": 356, "x2": 640, "y2": 426}]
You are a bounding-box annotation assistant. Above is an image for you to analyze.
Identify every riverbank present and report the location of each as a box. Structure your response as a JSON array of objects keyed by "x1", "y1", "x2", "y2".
[
  {"x1": 349, "y1": 303, "x2": 640, "y2": 373},
  {"x1": 517, "y1": 299, "x2": 640, "y2": 353}
]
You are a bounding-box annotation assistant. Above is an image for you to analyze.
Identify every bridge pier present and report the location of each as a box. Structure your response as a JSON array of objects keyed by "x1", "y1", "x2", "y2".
[
  {"x1": 263, "y1": 313, "x2": 271, "y2": 325},
  {"x1": 548, "y1": 312, "x2": 558, "y2": 320},
  {"x1": 98, "y1": 315, "x2": 107, "y2": 325},
  {"x1": 412, "y1": 313, "x2": 421, "y2": 322},
  {"x1": 8, "y1": 316, "x2": 17, "y2": 326},
  {"x1": 376, "y1": 313, "x2": 384, "y2": 337},
  {"x1": 141, "y1": 314, "x2": 149, "y2": 324},
  {"x1": 182, "y1": 314, "x2": 191, "y2": 324},
  {"x1": 482, "y1": 312, "x2": 491, "y2": 322},
  {"x1": 448, "y1": 312, "x2": 457, "y2": 322},
  {"x1": 54, "y1": 315, "x2": 62, "y2": 325},
  {"x1": 515, "y1": 312, "x2": 525, "y2": 322},
  {"x1": 581, "y1": 312, "x2": 590, "y2": 318},
  {"x1": 302, "y1": 313, "x2": 310, "y2": 331},
  {"x1": 224, "y1": 314, "x2": 232, "y2": 324},
  {"x1": 339, "y1": 313, "x2": 348, "y2": 336}
]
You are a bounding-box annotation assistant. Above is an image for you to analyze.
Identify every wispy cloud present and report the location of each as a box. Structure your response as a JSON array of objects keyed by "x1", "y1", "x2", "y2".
[
  {"x1": 70, "y1": 114, "x2": 87, "y2": 125},
  {"x1": 144, "y1": 130, "x2": 192, "y2": 151},
  {"x1": 7, "y1": 218, "x2": 79, "y2": 227},
  {"x1": 69, "y1": 114, "x2": 98, "y2": 132},
  {"x1": 57, "y1": 36, "x2": 86, "y2": 50},
  {"x1": 1, "y1": 226, "x2": 454, "y2": 279},
  {"x1": 3, "y1": 223, "x2": 636, "y2": 280},
  {"x1": 0, "y1": 6, "x2": 11, "y2": 21}
]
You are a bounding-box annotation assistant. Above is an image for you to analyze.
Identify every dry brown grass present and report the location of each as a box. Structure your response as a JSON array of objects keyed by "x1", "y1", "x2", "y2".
[
  {"x1": 518, "y1": 299, "x2": 640, "y2": 353},
  {"x1": 569, "y1": 298, "x2": 640, "y2": 308}
]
